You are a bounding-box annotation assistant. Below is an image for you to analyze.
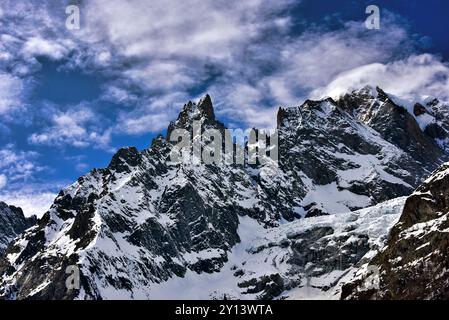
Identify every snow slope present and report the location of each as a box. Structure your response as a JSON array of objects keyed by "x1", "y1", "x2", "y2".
[{"x1": 146, "y1": 197, "x2": 405, "y2": 300}]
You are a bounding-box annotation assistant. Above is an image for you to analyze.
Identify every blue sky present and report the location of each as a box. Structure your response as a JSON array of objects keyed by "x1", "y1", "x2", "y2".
[{"x1": 1, "y1": 0, "x2": 449, "y2": 216}]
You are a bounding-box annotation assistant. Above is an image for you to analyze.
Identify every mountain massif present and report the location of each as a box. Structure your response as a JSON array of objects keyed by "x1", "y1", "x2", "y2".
[{"x1": 1, "y1": 86, "x2": 449, "y2": 299}]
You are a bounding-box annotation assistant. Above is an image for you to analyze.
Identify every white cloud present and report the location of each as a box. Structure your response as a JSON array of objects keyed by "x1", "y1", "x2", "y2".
[
  {"x1": 118, "y1": 91, "x2": 189, "y2": 134},
  {"x1": 0, "y1": 190, "x2": 56, "y2": 217},
  {"x1": 0, "y1": 146, "x2": 42, "y2": 182},
  {"x1": 0, "y1": 144, "x2": 55, "y2": 217},
  {"x1": 209, "y1": 83, "x2": 279, "y2": 128},
  {"x1": 123, "y1": 113, "x2": 171, "y2": 135},
  {"x1": 95, "y1": 50, "x2": 112, "y2": 66},
  {"x1": 312, "y1": 54, "x2": 449, "y2": 102},
  {"x1": 0, "y1": 145, "x2": 55, "y2": 216},
  {"x1": 123, "y1": 62, "x2": 196, "y2": 92},
  {"x1": 74, "y1": 0, "x2": 298, "y2": 131},
  {"x1": 83, "y1": 0, "x2": 294, "y2": 61},
  {"x1": 233, "y1": 18, "x2": 411, "y2": 105},
  {"x1": 203, "y1": 17, "x2": 449, "y2": 129},
  {"x1": 0, "y1": 1, "x2": 72, "y2": 74},
  {"x1": 29, "y1": 107, "x2": 112, "y2": 149},
  {"x1": 21, "y1": 37, "x2": 68, "y2": 61}
]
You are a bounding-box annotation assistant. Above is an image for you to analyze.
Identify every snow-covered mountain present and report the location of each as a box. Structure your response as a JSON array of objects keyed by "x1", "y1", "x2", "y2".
[
  {"x1": 342, "y1": 162, "x2": 449, "y2": 299},
  {"x1": 145, "y1": 197, "x2": 406, "y2": 300},
  {"x1": 0, "y1": 87, "x2": 447, "y2": 299},
  {"x1": 0, "y1": 202, "x2": 36, "y2": 255}
]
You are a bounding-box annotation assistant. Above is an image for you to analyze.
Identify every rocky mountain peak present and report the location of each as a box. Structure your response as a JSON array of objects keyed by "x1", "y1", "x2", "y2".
[
  {"x1": 276, "y1": 98, "x2": 337, "y2": 128},
  {"x1": 0, "y1": 202, "x2": 37, "y2": 255},
  {"x1": 108, "y1": 146, "x2": 142, "y2": 173},
  {"x1": 151, "y1": 134, "x2": 166, "y2": 148},
  {"x1": 276, "y1": 107, "x2": 287, "y2": 128},
  {"x1": 346, "y1": 85, "x2": 388, "y2": 102},
  {"x1": 335, "y1": 86, "x2": 447, "y2": 168},
  {"x1": 197, "y1": 94, "x2": 215, "y2": 120},
  {"x1": 177, "y1": 94, "x2": 215, "y2": 123},
  {"x1": 274, "y1": 86, "x2": 449, "y2": 216},
  {"x1": 166, "y1": 94, "x2": 224, "y2": 141}
]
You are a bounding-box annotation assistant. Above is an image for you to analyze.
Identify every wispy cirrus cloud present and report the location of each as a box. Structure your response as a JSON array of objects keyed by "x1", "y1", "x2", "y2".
[
  {"x1": 0, "y1": 145, "x2": 44, "y2": 183},
  {"x1": 28, "y1": 106, "x2": 112, "y2": 150}
]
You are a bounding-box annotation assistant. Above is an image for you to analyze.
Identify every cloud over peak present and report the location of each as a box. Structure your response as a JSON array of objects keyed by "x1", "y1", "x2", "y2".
[{"x1": 313, "y1": 54, "x2": 449, "y2": 103}]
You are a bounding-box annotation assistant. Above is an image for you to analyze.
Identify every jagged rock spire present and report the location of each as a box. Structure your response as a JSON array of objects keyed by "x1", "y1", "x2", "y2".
[
  {"x1": 197, "y1": 94, "x2": 215, "y2": 120},
  {"x1": 166, "y1": 94, "x2": 224, "y2": 141}
]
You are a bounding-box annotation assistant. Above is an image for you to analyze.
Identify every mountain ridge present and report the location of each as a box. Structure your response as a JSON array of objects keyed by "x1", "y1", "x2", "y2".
[{"x1": 0, "y1": 86, "x2": 448, "y2": 299}]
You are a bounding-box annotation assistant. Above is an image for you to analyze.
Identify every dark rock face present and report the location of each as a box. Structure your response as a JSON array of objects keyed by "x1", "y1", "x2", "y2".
[
  {"x1": 425, "y1": 123, "x2": 446, "y2": 140},
  {"x1": 288, "y1": 227, "x2": 370, "y2": 274},
  {"x1": 0, "y1": 202, "x2": 36, "y2": 255},
  {"x1": 417, "y1": 97, "x2": 449, "y2": 153},
  {"x1": 342, "y1": 163, "x2": 449, "y2": 300},
  {"x1": 108, "y1": 147, "x2": 142, "y2": 173},
  {"x1": 413, "y1": 103, "x2": 428, "y2": 117},
  {"x1": 238, "y1": 274, "x2": 285, "y2": 300},
  {"x1": 166, "y1": 94, "x2": 222, "y2": 140}
]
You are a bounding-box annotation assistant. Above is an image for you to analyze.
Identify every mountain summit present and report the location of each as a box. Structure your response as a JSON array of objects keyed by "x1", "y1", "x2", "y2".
[{"x1": 166, "y1": 94, "x2": 222, "y2": 140}]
